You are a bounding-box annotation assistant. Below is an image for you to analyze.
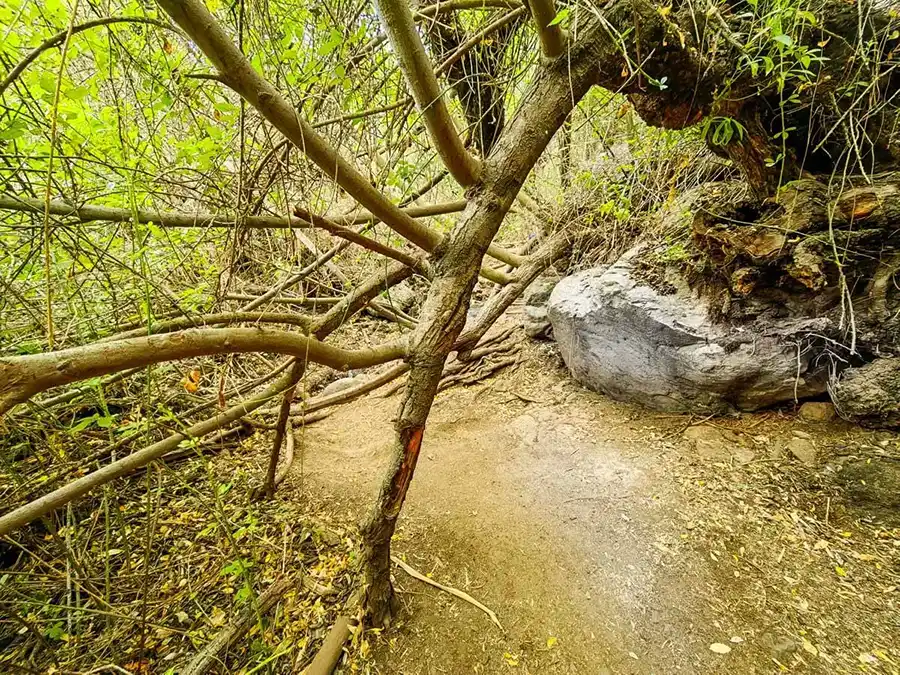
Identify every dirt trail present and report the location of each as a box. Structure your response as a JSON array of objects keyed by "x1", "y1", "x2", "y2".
[{"x1": 288, "y1": 343, "x2": 899, "y2": 674}]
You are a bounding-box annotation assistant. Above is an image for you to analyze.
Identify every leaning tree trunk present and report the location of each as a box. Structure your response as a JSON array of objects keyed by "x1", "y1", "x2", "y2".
[{"x1": 358, "y1": 33, "x2": 602, "y2": 626}]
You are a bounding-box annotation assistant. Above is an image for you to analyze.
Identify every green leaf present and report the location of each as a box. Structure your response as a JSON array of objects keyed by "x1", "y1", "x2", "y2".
[
  {"x1": 39, "y1": 72, "x2": 57, "y2": 94},
  {"x1": 773, "y1": 33, "x2": 793, "y2": 48},
  {"x1": 548, "y1": 8, "x2": 570, "y2": 26}
]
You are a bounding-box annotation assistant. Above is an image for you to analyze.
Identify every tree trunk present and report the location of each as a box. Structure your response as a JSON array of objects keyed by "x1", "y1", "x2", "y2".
[{"x1": 358, "y1": 32, "x2": 603, "y2": 625}]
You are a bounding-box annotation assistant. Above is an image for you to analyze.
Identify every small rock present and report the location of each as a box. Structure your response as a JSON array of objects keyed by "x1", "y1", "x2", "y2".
[
  {"x1": 733, "y1": 447, "x2": 757, "y2": 465},
  {"x1": 788, "y1": 437, "x2": 817, "y2": 466},
  {"x1": 522, "y1": 277, "x2": 559, "y2": 339},
  {"x1": 799, "y1": 401, "x2": 836, "y2": 422},
  {"x1": 683, "y1": 425, "x2": 729, "y2": 461},
  {"x1": 770, "y1": 637, "x2": 800, "y2": 662},
  {"x1": 792, "y1": 429, "x2": 811, "y2": 439},
  {"x1": 321, "y1": 377, "x2": 358, "y2": 397},
  {"x1": 768, "y1": 441, "x2": 785, "y2": 460}
]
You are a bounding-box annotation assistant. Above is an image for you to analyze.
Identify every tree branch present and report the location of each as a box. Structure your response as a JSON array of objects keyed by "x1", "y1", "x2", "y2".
[
  {"x1": 156, "y1": 0, "x2": 446, "y2": 252},
  {"x1": 527, "y1": 0, "x2": 567, "y2": 58},
  {"x1": 0, "y1": 17, "x2": 179, "y2": 97},
  {"x1": 0, "y1": 328, "x2": 406, "y2": 416},
  {"x1": 375, "y1": 0, "x2": 481, "y2": 186}
]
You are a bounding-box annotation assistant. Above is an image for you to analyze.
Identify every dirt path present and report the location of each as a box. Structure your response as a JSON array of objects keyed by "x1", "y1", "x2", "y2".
[{"x1": 287, "y1": 343, "x2": 899, "y2": 674}]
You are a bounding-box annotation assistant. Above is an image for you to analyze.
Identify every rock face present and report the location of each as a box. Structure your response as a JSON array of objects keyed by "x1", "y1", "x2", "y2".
[
  {"x1": 831, "y1": 358, "x2": 900, "y2": 428},
  {"x1": 547, "y1": 248, "x2": 833, "y2": 413}
]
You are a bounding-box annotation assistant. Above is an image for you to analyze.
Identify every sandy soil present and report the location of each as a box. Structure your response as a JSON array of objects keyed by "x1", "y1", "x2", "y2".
[{"x1": 287, "y1": 341, "x2": 899, "y2": 675}]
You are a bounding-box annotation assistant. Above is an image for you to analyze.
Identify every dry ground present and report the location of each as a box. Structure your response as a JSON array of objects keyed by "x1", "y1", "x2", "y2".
[{"x1": 289, "y1": 340, "x2": 899, "y2": 675}]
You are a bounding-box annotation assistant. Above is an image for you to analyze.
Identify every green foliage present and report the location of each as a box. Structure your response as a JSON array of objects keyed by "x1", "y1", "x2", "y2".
[{"x1": 702, "y1": 117, "x2": 747, "y2": 147}]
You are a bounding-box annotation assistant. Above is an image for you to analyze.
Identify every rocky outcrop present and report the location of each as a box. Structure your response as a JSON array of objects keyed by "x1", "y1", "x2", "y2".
[
  {"x1": 547, "y1": 247, "x2": 834, "y2": 413},
  {"x1": 831, "y1": 358, "x2": 900, "y2": 428}
]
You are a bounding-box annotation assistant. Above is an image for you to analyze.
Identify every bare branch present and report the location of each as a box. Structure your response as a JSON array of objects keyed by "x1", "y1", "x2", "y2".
[
  {"x1": 101, "y1": 311, "x2": 313, "y2": 342},
  {"x1": 527, "y1": 0, "x2": 567, "y2": 58},
  {"x1": 156, "y1": 0, "x2": 445, "y2": 252},
  {"x1": 375, "y1": 0, "x2": 481, "y2": 186},
  {"x1": 0, "y1": 328, "x2": 406, "y2": 415},
  {"x1": 0, "y1": 17, "x2": 179, "y2": 96}
]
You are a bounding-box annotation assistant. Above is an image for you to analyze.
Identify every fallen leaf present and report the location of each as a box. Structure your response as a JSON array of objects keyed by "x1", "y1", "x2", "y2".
[
  {"x1": 209, "y1": 606, "x2": 227, "y2": 627},
  {"x1": 710, "y1": 643, "x2": 732, "y2": 654},
  {"x1": 546, "y1": 636, "x2": 558, "y2": 649},
  {"x1": 730, "y1": 636, "x2": 744, "y2": 643},
  {"x1": 802, "y1": 638, "x2": 818, "y2": 656}
]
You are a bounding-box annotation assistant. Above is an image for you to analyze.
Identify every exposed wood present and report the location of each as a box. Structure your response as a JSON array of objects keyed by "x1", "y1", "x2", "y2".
[{"x1": 303, "y1": 616, "x2": 352, "y2": 675}]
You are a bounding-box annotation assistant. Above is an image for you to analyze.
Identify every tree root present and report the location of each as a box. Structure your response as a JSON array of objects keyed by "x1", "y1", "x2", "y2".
[{"x1": 391, "y1": 555, "x2": 503, "y2": 630}]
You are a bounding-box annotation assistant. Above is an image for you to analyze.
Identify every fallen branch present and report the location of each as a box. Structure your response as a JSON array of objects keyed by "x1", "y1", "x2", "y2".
[
  {"x1": 180, "y1": 575, "x2": 297, "y2": 675},
  {"x1": 391, "y1": 555, "x2": 503, "y2": 630},
  {"x1": 303, "y1": 616, "x2": 352, "y2": 675}
]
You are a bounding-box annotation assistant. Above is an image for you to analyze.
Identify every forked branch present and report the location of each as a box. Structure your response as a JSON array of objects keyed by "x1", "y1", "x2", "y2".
[{"x1": 527, "y1": 0, "x2": 567, "y2": 58}]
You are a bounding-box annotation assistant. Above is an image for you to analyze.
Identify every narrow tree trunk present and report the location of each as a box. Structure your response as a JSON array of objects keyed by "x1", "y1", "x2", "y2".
[
  {"x1": 357, "y1": 35, "x2": 602, "y2": 625},
  {"x1": 261, "y1": 359, "x2": 305, "y2": 498}
]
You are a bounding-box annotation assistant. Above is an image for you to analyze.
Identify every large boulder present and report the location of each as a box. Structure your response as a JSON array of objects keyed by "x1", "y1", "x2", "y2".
[
  {"x1": 831, "y1": 358, "x2": 900, "y2": 428},
  {"x1": 547, "y1": 248, "x2": 833, "y2": 413}
]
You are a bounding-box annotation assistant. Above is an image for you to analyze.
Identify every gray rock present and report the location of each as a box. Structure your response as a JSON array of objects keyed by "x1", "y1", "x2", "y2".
[
  {"x1": 831, "y1": 358, "x2": 900, "y2": 428},
  {"x1": 547, "y1": 247, "x2": 832, "y2": 413},
  {"x1": 321, "y1": 376, "x2": 359, "y2": 397},
  {"x1": 380, "y1": 280, "x2": 417, "y2": 313},
  {"x1": 788, "y1": 437, "x2": 817, "y2": 466},
  {"x1": 522, "y1": 277, "x2": 560, "y2": 339}
]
